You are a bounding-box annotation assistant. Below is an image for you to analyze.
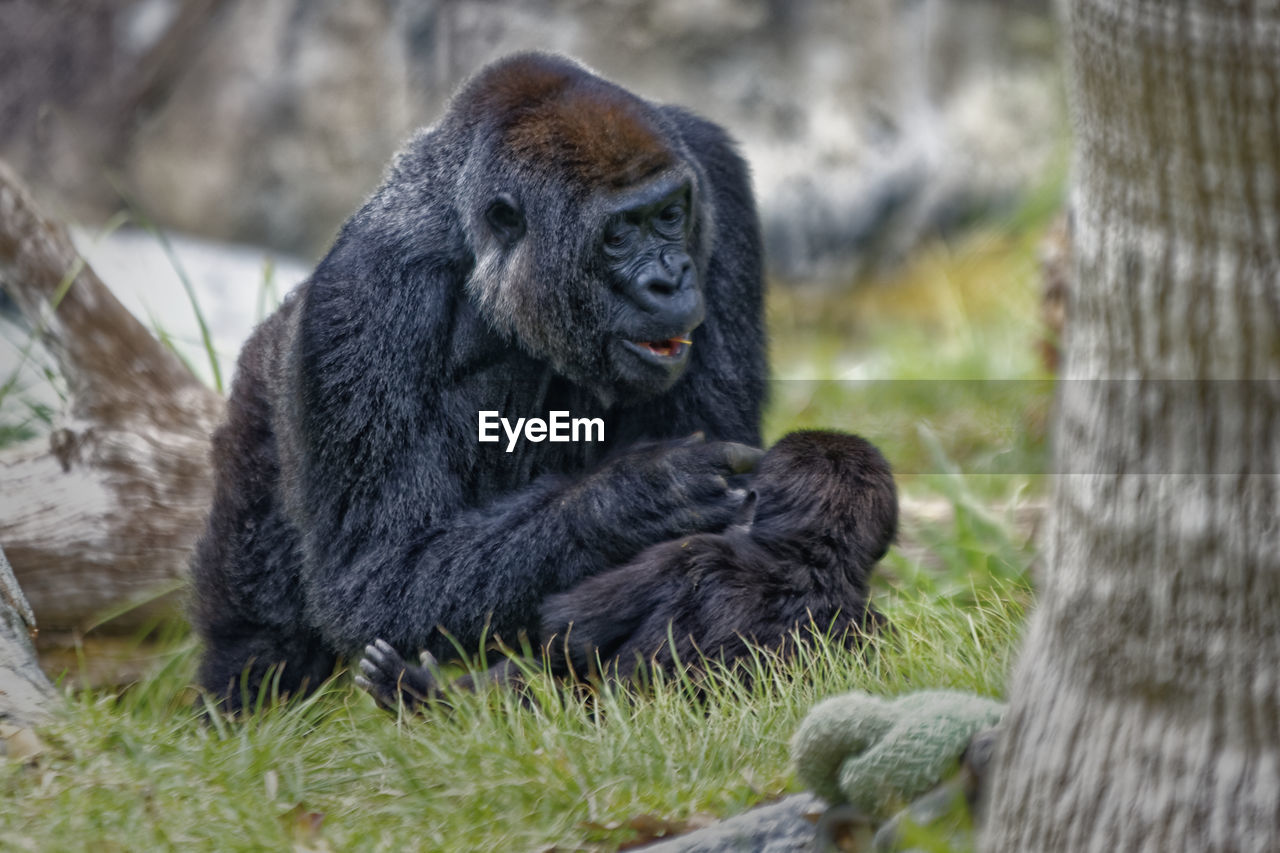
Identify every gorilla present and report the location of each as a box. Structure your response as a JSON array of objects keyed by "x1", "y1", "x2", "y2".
[
  {"x1": 191, "y1": 53, "x2": 770, "y2": 709},
  {"x1": 356, "y1": 430, "x2": 897, "y2": 712}
]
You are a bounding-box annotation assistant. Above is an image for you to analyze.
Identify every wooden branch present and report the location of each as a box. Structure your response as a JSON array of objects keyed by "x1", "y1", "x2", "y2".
[{"x1": 0, "y1": 159, "x2": 224, "y2": 637}]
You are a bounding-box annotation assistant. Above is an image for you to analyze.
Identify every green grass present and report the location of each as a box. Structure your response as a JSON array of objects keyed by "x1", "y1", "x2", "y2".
[
  {"x1": 1, "y1": 569, "x2": 1028, "y2": 851},
  {"x1": 3, "y1": 375, "x2": 1039, "y2": 851}
]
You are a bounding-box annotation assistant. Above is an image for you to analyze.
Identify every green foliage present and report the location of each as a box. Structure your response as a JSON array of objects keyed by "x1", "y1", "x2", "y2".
[
  {"x1": 880, "y1": 428, "x2": 1038, "y2": 608},
  {"x1": 0, "y1": 400, "x2": 55, "y2": 447},
  {"x1": 765, "y1": 207, "x2": 1058, "y2": 502}
]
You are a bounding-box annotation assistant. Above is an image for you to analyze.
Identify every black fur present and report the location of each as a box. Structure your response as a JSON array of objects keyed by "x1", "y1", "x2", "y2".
[
  {"x1": 541, "y1": 431, "x2": 896, "y2": 675},
  {"x1": 191, "y1": 53, "x2": 767, "y2": 709},
  {"x1": 357, "y1": 431, "x2": 897, "y2": 711}
]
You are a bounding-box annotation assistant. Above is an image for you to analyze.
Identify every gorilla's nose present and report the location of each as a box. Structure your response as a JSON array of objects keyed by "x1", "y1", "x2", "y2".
[
  {"x1": 640, "y1": 266, "x2": 684, "y2": 300},
  {"x1": 637, "y1": 284, "x2": 701, "y2": 331},
  {"x1": 634, "y1": 254, "x2": 698, "y2": 321}
]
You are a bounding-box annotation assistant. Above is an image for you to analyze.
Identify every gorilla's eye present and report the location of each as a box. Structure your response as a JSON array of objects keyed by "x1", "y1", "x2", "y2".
[
  {"x1": 658, "y1": 204, "x2": 685, "y2": 227},
  {"x1": 485, "y1": 194, "x2": 525, "y2": 247},
  {"x1": 604, "y1": 222, "x2": 635, "y2": 252}
]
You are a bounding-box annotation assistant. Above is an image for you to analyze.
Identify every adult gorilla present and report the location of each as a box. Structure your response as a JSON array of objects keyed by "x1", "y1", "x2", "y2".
[{"x1": 191, "y1": 53, "x2": 767, "y2": 708}]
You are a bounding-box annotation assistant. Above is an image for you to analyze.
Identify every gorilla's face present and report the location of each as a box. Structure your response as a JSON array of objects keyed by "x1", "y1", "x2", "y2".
[
  {"x1": 472, "y1": 168, "x2": 706, "y2": 403},
  {"x1": 597, "y1": 174, "x2": 704, "y2": 395},
  {"x1": 452, "y1": 54, "x2": 719, "y2": 404}
]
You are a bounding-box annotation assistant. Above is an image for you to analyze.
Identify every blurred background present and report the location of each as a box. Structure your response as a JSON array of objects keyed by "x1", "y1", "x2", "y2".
[
  {"x1": 0, "y1": 0, "x2": 1068, "y2": 477},
  {"x1": 0, "y1": 0, "x2": 1062, "y2": 277}
]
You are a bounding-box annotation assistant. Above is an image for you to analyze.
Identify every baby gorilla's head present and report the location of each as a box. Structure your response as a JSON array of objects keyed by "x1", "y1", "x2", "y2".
[{"x1": 746, "y1": 430, "x2": 898, "y2": 565}]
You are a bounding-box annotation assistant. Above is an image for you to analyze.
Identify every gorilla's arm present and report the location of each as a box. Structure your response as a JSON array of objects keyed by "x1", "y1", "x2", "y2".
[
  {"x1": 293, "y1": 427, "x2": 757, "y2": 661},
  {"x1": 279, "y1": 261, "x2": 753, "y2": 660}
]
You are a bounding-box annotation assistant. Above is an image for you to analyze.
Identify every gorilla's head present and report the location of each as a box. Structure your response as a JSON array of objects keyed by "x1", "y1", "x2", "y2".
[
  {"x1": 453, "y1": 54, "x2": 716, "y2": 402},
  {"x1": 749, "y1": 431, "x2": 898, "y2": 565}
]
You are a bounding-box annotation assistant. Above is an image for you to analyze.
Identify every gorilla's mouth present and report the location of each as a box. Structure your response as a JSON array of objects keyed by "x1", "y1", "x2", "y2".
[{"x1": 623, "y1": 337, "x2": 692, "y2": 363}]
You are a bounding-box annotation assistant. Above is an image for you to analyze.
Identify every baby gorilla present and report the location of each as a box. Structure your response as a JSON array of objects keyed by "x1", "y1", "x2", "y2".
[{"x1": 357, "y1": 430, "x2": 897, "y2": 711}]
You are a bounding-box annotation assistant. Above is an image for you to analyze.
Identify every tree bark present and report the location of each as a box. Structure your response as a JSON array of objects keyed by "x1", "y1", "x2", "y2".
[
  {"x1": 0, "y1": 159, "x2": 223, "y2": 638},
  {"x1": 0, "y1": 543, "x2": 53, "y2": 728},
  {"x1": 983, "y1": 2, "x2": 1280, "y2": 850}
]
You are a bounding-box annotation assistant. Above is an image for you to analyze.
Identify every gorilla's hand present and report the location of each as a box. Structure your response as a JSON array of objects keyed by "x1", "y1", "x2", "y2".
[
  {"x1": 355, "y1": 639, "x2": 441, "y2": 714},
  {"x1": 579, "y1": 434, "x2": 763, "y2": 561}
]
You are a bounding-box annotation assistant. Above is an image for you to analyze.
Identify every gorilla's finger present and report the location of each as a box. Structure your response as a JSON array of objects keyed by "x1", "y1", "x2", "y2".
[
  {"x1": 354, "y1": 674, "x2": 390, "y2": 707},
  {"x1": 355, "y1": 673, "x2": 397, "y2": 710}
]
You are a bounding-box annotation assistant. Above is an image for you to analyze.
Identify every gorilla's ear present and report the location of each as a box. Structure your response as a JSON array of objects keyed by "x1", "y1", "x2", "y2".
[{"x1": 485, "y1": 193, "x2": 526, "y2": 247}]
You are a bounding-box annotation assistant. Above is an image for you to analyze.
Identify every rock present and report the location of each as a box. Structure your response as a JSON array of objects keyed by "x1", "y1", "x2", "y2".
[{"x1": 637, "y1": 794, "x2": 823, "y2": 853}]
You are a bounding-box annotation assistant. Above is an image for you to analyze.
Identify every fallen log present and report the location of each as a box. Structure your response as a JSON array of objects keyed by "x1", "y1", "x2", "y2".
[{"x1": 0, "y1": 160, "x2": 223, "y2": 642}]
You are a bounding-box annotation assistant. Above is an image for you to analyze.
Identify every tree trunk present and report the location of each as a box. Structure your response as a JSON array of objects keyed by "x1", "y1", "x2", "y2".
[
  {"x1": 983, "y1": 2, "x2": 1280, "y2": 850},
  {"x1": 0, "y1": 160, "x2": 223, "y2": 639},
  {"x1": 0, "y1": 543, "x2": 53, "y2": 728}
]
